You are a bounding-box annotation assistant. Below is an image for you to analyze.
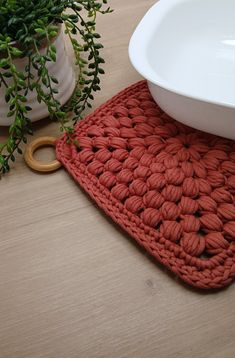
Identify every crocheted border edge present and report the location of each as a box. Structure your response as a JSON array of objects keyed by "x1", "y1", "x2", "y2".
[{"x1": 56, "y1": 80, "x2": 235, "y2": 290}]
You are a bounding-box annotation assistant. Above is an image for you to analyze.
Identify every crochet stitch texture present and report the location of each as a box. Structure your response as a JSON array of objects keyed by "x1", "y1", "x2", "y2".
[{"x1": 56, "y1": 81, "x2": 235, "y2": 289}]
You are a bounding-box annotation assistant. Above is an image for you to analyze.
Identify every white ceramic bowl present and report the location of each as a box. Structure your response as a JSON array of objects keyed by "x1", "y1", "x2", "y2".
[{"x1": 129, "y1": 0, "x2": 235, "y2": 140}]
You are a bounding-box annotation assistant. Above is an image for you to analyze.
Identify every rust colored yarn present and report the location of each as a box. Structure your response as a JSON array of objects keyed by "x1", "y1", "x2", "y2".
[{"x1": 56, "y1": 81, "x2": 235, "y2": 289}]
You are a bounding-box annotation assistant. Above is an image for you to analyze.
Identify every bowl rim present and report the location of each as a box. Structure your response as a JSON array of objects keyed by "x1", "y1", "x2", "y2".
[{"x1": 128, "y1": 0, "x2": 235, "y2": 110}]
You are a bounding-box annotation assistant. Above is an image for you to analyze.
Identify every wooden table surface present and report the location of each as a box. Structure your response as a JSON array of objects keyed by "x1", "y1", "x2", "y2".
[{"x1": 1, "y1": 1, "x2": 235, "y2": 357}]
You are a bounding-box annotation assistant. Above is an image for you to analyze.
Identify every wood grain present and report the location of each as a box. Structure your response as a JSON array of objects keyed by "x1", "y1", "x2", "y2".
[{"x1": 0, "y1": 1, "x2": 235, "y2": 357}]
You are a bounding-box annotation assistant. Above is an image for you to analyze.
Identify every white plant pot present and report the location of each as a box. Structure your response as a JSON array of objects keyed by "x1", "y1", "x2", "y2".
[{"x1": 0, "y1": 29, "x2": 76, "y2": 126}]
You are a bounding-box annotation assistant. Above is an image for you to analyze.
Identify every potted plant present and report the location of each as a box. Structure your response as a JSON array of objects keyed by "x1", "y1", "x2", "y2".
[{"x1": 0, "y1": 0, "x2": 112, "y2": 175}]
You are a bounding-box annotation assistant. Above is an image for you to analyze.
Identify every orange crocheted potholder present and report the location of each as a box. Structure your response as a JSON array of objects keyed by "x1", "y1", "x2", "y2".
[{"x1": 56, "y1": 81, "x2": 235, "y2": 289}]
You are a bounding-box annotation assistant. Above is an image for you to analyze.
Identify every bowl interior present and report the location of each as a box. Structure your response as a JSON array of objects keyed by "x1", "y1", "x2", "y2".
[{"x1": 147, "y1": 0, "x2": 235, "y2": 105}]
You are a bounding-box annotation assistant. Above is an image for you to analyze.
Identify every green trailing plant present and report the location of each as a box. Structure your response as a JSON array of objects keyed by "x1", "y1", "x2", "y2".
[{"x1": 0, "y1": 0, "x2": 112, "y2": 175}]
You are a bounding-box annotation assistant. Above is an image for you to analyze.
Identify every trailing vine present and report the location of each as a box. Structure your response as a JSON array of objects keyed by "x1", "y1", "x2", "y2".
[{"x1": 0, "y1": 0, "x2": 112, "y2": 175}]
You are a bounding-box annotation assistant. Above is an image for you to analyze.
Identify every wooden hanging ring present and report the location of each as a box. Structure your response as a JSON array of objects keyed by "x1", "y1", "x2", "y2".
[{"x1": 24, "y1": 136, "x2": 61, "y2": 173}]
